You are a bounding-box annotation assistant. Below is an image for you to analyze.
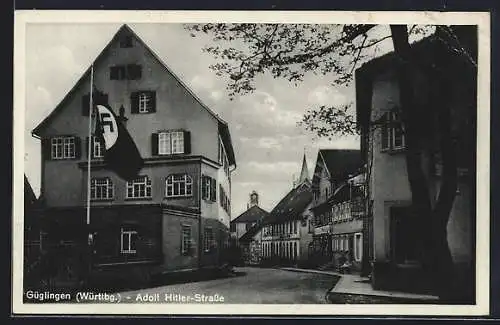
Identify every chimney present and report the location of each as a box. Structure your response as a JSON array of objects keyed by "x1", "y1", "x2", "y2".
[{"x1": 248, "y1": 190, "x2": 259, "y2": 209}]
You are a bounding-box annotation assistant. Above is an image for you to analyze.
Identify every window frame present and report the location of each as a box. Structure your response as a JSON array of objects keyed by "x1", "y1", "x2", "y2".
[
  {"x1": 181, "y1": 224, "x2": 192, "y2": 256},
  {"x1": 138, "y1": 92, "x2": 152, "y2": 113},
  {"x1": 120, "y1": 227, "x2": 138, "y2": 254},
  {"x1": 51, "y1": 136, "x2": 76, "y2": 160},
  {"x1": 158, "y1": 130, "x2": 185, "y2": 155},
  {"x1": 126, "y1": 175, "x2": 152, "y2": 199},
  {"x1": 381, "y1": 111, "x2": 406, "y2": 152},
  {"x1": 165, "y1": 174, "x2": 193, "y2": 198},
  {"x1": 204, "y1": 227, "x2": 215, "y2": 253},
  {"x1": 92, "y1": 136, "x2": 104, "y2": 159},
  {"x1": 90, "y1": 177, "x2": 114, "y2": 201}
]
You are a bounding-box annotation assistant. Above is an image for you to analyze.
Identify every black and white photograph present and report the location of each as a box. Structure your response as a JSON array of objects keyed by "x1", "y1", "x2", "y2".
[{"x1": 13, "y1": 10, "x2": 490, "y2": 315}]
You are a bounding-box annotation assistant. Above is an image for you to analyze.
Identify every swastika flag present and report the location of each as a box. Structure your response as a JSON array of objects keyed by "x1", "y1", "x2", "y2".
[{"x1": 94, "y1": 104, "x2": 144, "y2": 181}]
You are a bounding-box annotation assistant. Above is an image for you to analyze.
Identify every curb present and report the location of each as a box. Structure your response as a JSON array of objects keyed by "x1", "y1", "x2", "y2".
[{"x1": 279, "y1": 267, "x2": 342, "y2": 277}]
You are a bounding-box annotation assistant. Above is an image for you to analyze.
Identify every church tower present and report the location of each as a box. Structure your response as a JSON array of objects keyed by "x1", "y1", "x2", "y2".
[
  {"x1": 298, "y1": 153, "x2": 309, "y2": 185},
  {"x1": 247, "y1": 190, "x2": 259, "y2": 209}
]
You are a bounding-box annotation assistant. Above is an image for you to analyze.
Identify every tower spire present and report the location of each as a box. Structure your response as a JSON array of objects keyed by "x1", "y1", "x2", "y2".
[{"x1": 298, "y1": 150, "x2": 309, "y2": 185}]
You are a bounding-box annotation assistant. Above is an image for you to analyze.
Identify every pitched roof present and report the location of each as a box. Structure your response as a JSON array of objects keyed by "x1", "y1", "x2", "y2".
[
  {"x1": 231, "y1": 205, "x2": 269, "y2": 224},
  {"x1": 31, "y1": 24, "x2": 236, "y2": 167},
  {"x1": 24, "y1": 175, "x2": 37, "y2": 206},
  {"x1": 313, "y1": 149, "x2": 363, "y2": 183},
  {"x1": 264, "y1": 182, "x2": 313, "y2": 225}
]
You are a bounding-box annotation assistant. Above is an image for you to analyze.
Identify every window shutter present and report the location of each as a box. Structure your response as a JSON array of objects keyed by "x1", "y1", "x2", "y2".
[
  {"x1": 151, "y1": 133, "x2": 159, "y2": 156},
  {"x1": 82, "y1": 94, "x2": 90, "y2": 116},
  {"x1": 42, "y1": 138, "x2": 52, "y2": 160},
  {"x1": 95, "y1": 92, "x2": 108, "y2": 106},
  {"x1": 201, "y1": 175, "x2": 207, "y2": 200},
  {"x1": 130, "y1": 92, "x2": 139, "y2": 114},
  {"x1": 74, "y1": 137, "x2": 82, "y2": 159},
  {"x1": 183, "y1": 131, "x2": 191, "y2": 154},
  {"x1": 210, "y1": 178, "x2": 216, "y2": 202},
  {"x1": 130, "y1": 64, "x2": 142, "y2": 80},
  {"x1": 148, "y1": 91, "x2": 156, "y2": 113},
  {"x1": 110, "y1": 66, "x2": 118, "y2": 80}
]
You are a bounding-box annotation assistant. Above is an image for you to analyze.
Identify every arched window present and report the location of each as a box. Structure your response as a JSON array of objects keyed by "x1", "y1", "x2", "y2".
[{"x1": 166, "y1": 174, "x2": 193, "y2": 198}]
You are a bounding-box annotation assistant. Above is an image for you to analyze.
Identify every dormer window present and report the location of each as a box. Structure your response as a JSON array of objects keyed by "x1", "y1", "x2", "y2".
[
  {"x1": 120, "y1": 35, "x2": 133, "y2": 48},
  {"x1": 110, "y1": 64, "x2": 142, "y2": 80}
]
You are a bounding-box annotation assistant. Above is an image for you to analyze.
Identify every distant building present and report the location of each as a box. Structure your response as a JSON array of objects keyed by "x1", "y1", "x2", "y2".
[
  {"x1": 259, "y1": 154, "x2": 314, "y2": 266},
  {"x1": 322, "y1": 172, "x2": 366, "y2": 272},
  {"x1": 309, "y1": 149, "x2": 362, "y2": 266},
  {"x1": 230, "y1": 191, "x2": 267, "y2": 243},
  {"x1": 30, "y1": 24, "x2": 236, "y2": 284},
  {"x1": 355, "y1": 29, "x2": 476, "y2": 297}
]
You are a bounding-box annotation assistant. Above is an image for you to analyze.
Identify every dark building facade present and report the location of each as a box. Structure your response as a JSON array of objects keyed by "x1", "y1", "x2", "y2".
[{"x1": 355, "y1": 28, "x2": 476, "y2": 297}]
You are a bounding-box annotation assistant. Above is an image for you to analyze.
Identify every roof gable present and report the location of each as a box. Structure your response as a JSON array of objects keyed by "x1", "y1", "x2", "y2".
[
  {"x1": 313, "y1": 149, "x2": 362, "y2": 184},
  {"x1": 231, "y1": 205, "x2": 269, "y2": 224},
  {"x1": 31, "y1": 24, "x2": 236, "y2": 166},
  {"x1": 24, "y1": 175, "x2": 37, "y2": 205}
]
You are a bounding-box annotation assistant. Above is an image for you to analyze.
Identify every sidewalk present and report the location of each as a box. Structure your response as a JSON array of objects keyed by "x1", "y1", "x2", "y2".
[{"x1": 281, "y1": 267, "x2": 440, "y2": 301}]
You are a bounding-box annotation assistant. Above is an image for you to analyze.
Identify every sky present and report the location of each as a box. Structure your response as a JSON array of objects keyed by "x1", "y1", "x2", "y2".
[{"x1": 23, "y1": 23, "x2": 399, "y2": 219}]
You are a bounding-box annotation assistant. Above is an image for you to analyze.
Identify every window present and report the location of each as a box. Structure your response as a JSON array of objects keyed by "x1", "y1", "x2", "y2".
[
  {"x1": 110, "y1": 66, "x2": 127, "y2": 80},
  {"x1": 381, "y1": 111, "x2": 406, "y2": 151},
  {"x1": 153, "y1": 130, "x2": 190, "y2": 155},
  {"x1": 339, "y1": 237, "x2": 344, "y2": 251},
  {"x1": 126, "y1": 176, "x2": 152, "y2": 199},
  {"x1": 245, "y1": 223, "x2": 252, "y2": 231},
  {"x1": 344, "y1": 236, "x2": 349, "y2": 251},
  {"x1": 90, "y1": 177, "x2": 113, "y2": 200},
  {"x1": 166, "y1": 174, "x2": 193, "y2": 198},
  {"x1": 110, "y1": 64, "x2": 142, "y2": 80},
  {"x1": 354, "y1": 232, "x2": 363, "y2": 262},
  {"x1": 218, "y1": 138, "x2": 230, "y2": 176},
  {"x1": 391, "y1": 206, "x2": 419, "y2": 263},
  {"x1": 121, "y1": 227, "x2": 138, "y2": 254},
  {"x1": 82, "y1": 91, "x2": 108, "y2": 116},
  {"x1": 131, "y1": 91, "x2": 155, "y2": 113},
  {"x1": 120, "y1": 35, "x2": 133, "y2": 48},
  {"x1": 51, "y1": 136, "x2": 78, "y2": 159},
  {"x1": 87, "y1": 136, "x2": 104, "y2": 159},
  {"x1": 181, "y1": 225, "x2": 192, "y2": 256},
  {"x1": 219, "y1": 185, "x2": 230, "y2": 214},
  {"x1": 230, "y1": 223, "x2": 236, "y2": 232},
  {"x1": 138, "y1": 92, "x2": 152, "y2": 113},
  {"x1": 202, "y1": 175, "x2": 217, "y2": 202},
  {"x1": 204, "y1": 227, "x2": 215, "y2": 253}
]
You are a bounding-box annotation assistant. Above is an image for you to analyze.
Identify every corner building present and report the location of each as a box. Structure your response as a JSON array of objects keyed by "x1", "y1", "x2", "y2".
[{"x1": 31, "y1": 25, "x2": 236, "y2": 280}]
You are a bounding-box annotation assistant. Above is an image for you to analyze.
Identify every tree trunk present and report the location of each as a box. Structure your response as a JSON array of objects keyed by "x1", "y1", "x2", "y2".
[{"x1": 390, "y1": 25, "x2": 458, "y2": 300}]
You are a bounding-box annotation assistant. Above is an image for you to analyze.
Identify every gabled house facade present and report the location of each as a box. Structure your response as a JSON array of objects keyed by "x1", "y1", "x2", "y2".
[
  {"x1": 230, "y1": 191, "x2": 264, "y2": 243},
  {"x1": 260, "y1": 154, "x2": 314, "y2": 266},
  {"x1": 31, "y1": 24, "x2": 236, "y2": 282},
  {"x1": 309, "y1": 149, "x2": 363, "y2": 266},
  {"x1": 355, "y1": 29, "x2": 476, "y2": 297}
]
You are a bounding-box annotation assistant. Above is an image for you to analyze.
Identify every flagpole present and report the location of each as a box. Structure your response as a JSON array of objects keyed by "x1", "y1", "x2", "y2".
[{"x1": 86, "y1": 66, "x2": 94, "y2": 227}]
